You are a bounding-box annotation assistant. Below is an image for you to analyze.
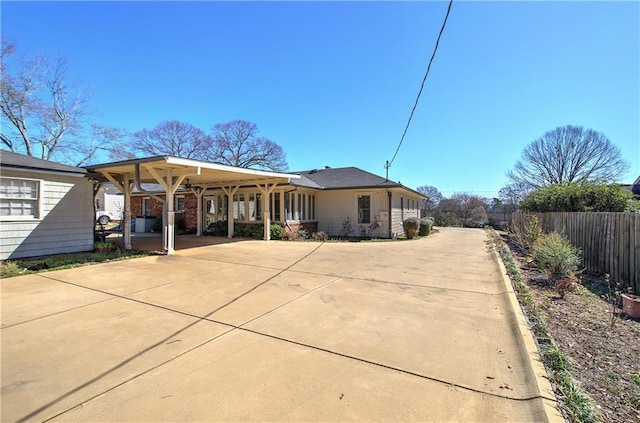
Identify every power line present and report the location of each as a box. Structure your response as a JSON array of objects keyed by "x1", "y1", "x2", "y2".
[{"x1": 386, "y1": 0, "x2": 454, "y2": 178}]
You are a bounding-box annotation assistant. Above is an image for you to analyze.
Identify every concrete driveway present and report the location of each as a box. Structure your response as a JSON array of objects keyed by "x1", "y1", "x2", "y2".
[{"x1": 1, "y1": 227, "x2": 561, "y2": 422}]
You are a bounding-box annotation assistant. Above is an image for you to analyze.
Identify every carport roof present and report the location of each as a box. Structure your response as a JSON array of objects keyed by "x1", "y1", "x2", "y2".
[{"x1": 85, "y1": 156, "x2": 300, "y2": 187}]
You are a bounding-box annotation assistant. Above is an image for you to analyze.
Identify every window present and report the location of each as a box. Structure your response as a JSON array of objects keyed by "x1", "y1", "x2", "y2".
[
  {"x1": 217, "y1": 194, "x2": 228, "y2": 219},
  {"x1": 143, "y1": 198, "x2": 151, "y2": 216},
  {"x1": 300, "y1": 194, "x2": 305, "y2": 220},
  {"x1": 358, "y1": 195, "x2": 371, "y2": 224},
  {"x1": 249, "y1": 193, "x2": 256, "y2": 221},
  {"x1": 175, "y1": 196, "x2": 185, "y2": 212},
  {"x1": 273, "y1": 192, "x2": 281, "y2": 221},
  {"x1": 0, "y1": 178, "x2": 40, "y2": 218},
  {"x1": 233, "y1": 194, "x2": 245, "y2": 221},
  {"x1": 284, "y1": 192, "x2": 291, "y2": 220},
  {"x1": 256, "y1": 193, "x2": 262, "y2": 220},
  {"x1": 310, "y1": 195, "x2": 315, "y2": 220}
]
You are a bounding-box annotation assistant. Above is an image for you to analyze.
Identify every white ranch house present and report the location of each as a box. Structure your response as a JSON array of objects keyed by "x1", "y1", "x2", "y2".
[{"x1": 1, "y1": 152, "x2": 423, "y2": 258}]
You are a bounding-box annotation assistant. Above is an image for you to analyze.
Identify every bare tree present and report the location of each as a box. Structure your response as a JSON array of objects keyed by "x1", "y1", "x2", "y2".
[
  {"x1": 417, "y1": 185, "x2": 443, "y2": 217},
  {"x1": 1, "y1": 40, "x2": 89, "y2": 161},
  {"x1": 129, "y1": 120, "x2": 211, "y2": 159},
  {"x1": 498, "y1": 181, "x2": 531, "y2": 212},
  {"x1": 71, "y1": 124, "x2": 128, "y2": 166},
  {"x1": 507, "y1": 125, "x2": 630, "y2": 188},
  {"x1": 207, "y1": 119, "x2": 288, "y2": 171},
  {"x1": 438, "y1": 193, "x2": 488, "y2": 227},
  {"x1": 1, "y1": 39, "x2": 36, "y2": 155}
]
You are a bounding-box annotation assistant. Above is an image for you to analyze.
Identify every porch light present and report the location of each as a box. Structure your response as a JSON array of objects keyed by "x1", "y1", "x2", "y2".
[{"x1": 184, "y1": 179, "x2": 192, "y2": 190}]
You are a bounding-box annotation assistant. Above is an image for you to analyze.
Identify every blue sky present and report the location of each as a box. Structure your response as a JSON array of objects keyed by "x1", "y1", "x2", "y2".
[{"x1": 2, "y1": 1, "x2": 638, "y2": 198}]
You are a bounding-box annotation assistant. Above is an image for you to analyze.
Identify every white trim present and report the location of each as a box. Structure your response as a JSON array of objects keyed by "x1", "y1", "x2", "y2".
[
  {"x1": 164, "y1": 156, "x2": 300, "y2": 180},
  {"x1": 0, "y1": 176, "x2": 43, "y2": 221}
]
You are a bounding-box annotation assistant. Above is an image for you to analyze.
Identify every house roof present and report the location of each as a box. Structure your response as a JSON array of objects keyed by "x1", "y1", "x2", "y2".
[
  {"x1": 0, "y1": 150, "x2": 88, "y2": 176},
  {"x1": 292, "y1": 166, "x2": 424, "y2": 197}
]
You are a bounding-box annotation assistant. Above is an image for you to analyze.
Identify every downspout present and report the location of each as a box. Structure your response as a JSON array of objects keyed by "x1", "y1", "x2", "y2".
[
  {"x1": 387, "y1": 190, "x2": 392, "y2": 238},
  {"x1": 135, "y1": 163, "x2": 167, "y2": 248}
]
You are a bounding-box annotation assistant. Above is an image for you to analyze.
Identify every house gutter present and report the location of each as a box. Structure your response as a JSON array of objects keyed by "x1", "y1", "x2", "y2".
[
  {"x1": 134, "y1": 163, "x2": 166, "y2": 204},
  {"x1": 387, "y1": 190, "x2": 392, "y2": 238}
]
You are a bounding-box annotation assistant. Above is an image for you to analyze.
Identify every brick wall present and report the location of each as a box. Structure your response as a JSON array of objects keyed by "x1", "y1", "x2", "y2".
[{"x1": 130, "y1": 194, "x2": 198, "y2": 231}]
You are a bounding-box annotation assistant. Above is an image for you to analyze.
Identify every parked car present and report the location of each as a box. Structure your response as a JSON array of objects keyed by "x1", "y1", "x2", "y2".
[{"x1": 96, "y1": 210, "x2": 116, "y2": 225}]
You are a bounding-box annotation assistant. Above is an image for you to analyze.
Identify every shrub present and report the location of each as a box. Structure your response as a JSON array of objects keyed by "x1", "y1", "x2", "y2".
[
  {"x1": 94, "y1": 241, "x2": 118, "y2": 253},
  {"x1": 419, "y1": 218, "x2": 433, "y2": 236},
  {"x1": 521, "y1": 182, "x2": 634, "y2": 212},
  {"x1": 532, "y1": 232, "x2": 581, "y2": 282},
  {"x1": 433, "y1": 210, "x2": 458, "y2": 227},
  {"x1": 270, "y1": 223, "x2": 284, "y2": 240},
  {"x1": 510, "y1": 212, "x2": 542, "y2": 254},
  {"x1": 205, "y1": 220, "x2": 228, "y2": 236},
  {"x1": 312, "y1": 231, "x2": 328, "y2": 241},
  {"x1": 234, "y1": 223, "x2": 264, "y2": 239},
  {"x1": 403, "y1": 217, "x2": 420, "y2": 239},
  {"x1": 340, "y1": 217, "x2": 354, "y2": 239}
]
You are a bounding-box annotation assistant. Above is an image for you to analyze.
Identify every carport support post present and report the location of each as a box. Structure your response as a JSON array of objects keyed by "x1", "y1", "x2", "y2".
[
  {"x1": 145, "y1": 166, "x2": 185, "y2": 254},
  {"x1": 122, "y1": 181, "x2": 134, "y2": 250},
  {"x1": 191, "y1": 187, "x2": 205, "y2": 236},
  {"x1": 100, "y1": 171, "x2": 135, "y2": 250},
  {"x1": 221, "y1": 185, "x2": 239, "y2": 238},
  {"x1": 257, "y1": 183, "x2": 278, "y2": 240}
]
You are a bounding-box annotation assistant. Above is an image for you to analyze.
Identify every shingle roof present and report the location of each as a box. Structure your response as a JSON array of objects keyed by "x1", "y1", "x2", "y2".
[
  {"x1": 292, "y1": 166, "x2": 424, "y2": 197},
  {"x1": 0, "y1": 150, "x2": 87, "y2": 175}
]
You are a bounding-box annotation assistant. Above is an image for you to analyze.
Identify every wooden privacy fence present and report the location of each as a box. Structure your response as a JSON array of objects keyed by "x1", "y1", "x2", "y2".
[{"x1": 511, "y1": 211, "x2": 640, "y2": 293}]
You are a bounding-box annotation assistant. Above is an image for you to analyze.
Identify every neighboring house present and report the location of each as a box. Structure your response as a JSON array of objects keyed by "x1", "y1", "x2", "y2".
[
  {"x1": 0, "y1": 150, "x2": 94, "y2": 260},
  {"x1": 128, "y1": 166, "x2": 423, "y2": 239},
  {"x1": 622, "y1": 175, "x2": 640, "y2": 199},
  {"x1": 95, "y1": 184, "x2": 124, "y2": 223}
]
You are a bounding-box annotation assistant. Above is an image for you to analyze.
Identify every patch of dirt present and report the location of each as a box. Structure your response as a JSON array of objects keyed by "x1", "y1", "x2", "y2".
[{"x1": 505, "y1": 237, "x2": 640, "y2": 423}]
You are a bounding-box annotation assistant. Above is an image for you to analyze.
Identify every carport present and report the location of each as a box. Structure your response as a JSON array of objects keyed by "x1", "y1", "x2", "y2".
[{"x1": 86, "y1": 156, "x2": 299, "y2": 254}]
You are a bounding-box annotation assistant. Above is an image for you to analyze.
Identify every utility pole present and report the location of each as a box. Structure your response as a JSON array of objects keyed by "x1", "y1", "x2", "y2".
[{"x1": 385, "y1": 160, "x2": 390, "y2": 181}]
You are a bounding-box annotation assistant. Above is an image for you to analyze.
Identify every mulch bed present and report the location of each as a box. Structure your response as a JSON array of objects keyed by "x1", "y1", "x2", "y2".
[{"x1": 505, "y1": 236, "x2": 640, "y2": 423}]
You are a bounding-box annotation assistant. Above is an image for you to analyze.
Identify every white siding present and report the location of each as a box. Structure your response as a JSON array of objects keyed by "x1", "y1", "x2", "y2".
[
  {"x1": 391, "y1": 194, "x2": 404, "y2": 237},
  {"x1": 0, "y1": 170, "x2": 94, "y2": 260},
  {"x1": 316, "y1": 189, "x2": 389, "y2": 238},
  {"x1": 390, "y1": 192, "x2": 421, "y2": 237},
  {"x1": 104, "y1": 193, "x2": 124, "y2": 217}
]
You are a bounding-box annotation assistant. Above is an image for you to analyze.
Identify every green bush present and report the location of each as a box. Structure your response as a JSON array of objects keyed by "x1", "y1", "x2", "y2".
[
  {"x1": 532, "y1": 232, "x2": 581, "y2": 280},
  {"x1": 205, "y1": 220, "x2": 228, "y2": 236},
  {"x1": 419, "y1": 218, "x2": 433, "y2": 236},
  {"x1": 403, "y1": 217, "x2": 420, "y2": 239},
  {"x1": 433, "y1": 210, "x2": 458, "y2": 227},
  {"x1": 270, "y1": 223, "x2": 284, "y2": 240},
  {"x1": 234, "y1": 223, "x2": 264, "y2": 239},
  {"x1": 521, "y1": 182, "x2": 634, "y2": 212}
]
